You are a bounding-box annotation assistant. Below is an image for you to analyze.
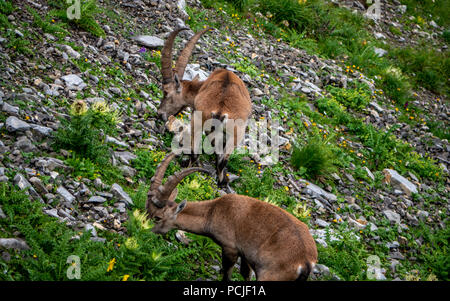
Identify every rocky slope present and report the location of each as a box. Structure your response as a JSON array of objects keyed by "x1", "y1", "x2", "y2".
[{"x1": 0, "y1": 0, "x2": 448, "y2": 281}]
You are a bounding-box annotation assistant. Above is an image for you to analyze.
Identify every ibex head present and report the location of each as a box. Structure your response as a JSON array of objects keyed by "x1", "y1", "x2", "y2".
[
  {"x1": 157, "y1": 27, "x2": 212, "y2": 121},
  {"x1": 146, "y1": 152, "x2": 210, "y2": 234}
]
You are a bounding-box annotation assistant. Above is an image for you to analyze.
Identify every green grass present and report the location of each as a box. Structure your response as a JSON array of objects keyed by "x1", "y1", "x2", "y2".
[
  {"x1": 291, "y1": 134, "x2": 337, "y2": 180},
  {"x1": 27, "y1": 6, "x2": 69, "y2": 38}
]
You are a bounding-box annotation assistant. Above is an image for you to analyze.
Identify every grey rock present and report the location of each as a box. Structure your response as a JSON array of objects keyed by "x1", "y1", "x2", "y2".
[
  {"x1": 93, "y1": 178, "x2": 103, "y2": 189},
  {"x1": 2, "y1": 102, "x2": 20, "y2": 115},
  {"x1": 109, "y1": 87, "x2": 122, "y2": 95},
  {"x1": 120, "y1": 165, "x2": 136, "y2": 178},
  {"x1": 397, "y1": 5, "x2": 407, "y2": 14},
  {"x1": 86, "y1": 196, "x2": 107, "y2": 203},
  {"x1": 373, "y1": 47, "x2": 388, "y2": 57},
  {"x1": 111, "y1": 183, "x2": 133, "y2": 206},
  {"x1": 417, "y1": 210, "x2": 429, "y2": 221},
  {"x1": 61, "y1": 74, "x2": 86, "y2": 90},
  {"x1": 30, "y1": 124, "x2": 53, "y2": 137},
  {"x1": 383, "y1": 169, "x2": 418, "y2": 196},
  {"x1": 85, "y1": 224, "x2": 97, "y2": 237},
  {"x1": 253, "y1": 88, "x2": 264, "y2": 96},
  {"x1": 57, "y1": 186, "x2": 75, "y2": 203},
  {"x1": 61, "y1": 45, "x2": 81, "y2": 59},
  {"x1": 177, "y1": 0, "x2": 188, "y2": 18},
  {"x1": 363, "y1": 166, "x2": 375, "y2": 181},
  {"x1": 0, "y1": 206, "x2": 6, "y2": 219},
  {"x1": 13, "y1": 173, "x2": 32, "y2": 190},
  {"x1": 369, "y1": 222, "x2": 378, "y2": 232},
  {"x1": 29, "y1": 177, "x2": 49, "y2": 195},
  {"x1": 14, "y1": 136, "x2": 36, "y2": 152},
  {"x1": 43, "y1": 208, "x2": 60, "y2": 219},
  {"x1": 313, "y1": 264, "x2": 330, "y2": 277},
  {"x1": 5, "y1": 116, "x2": 30, "y2": 132},
  {"x1": 183, "y1": 64, "x2": 210, "y2": 81},
  {"x1": 114, "y1": 151, "x2": 137, "y2": 165},
  {"x1": 390, "y1": 251, "x2": 405, "y2": 260},
  {"x1": 348, "y1": 217, "x2": 367, "y2": 230},
  {"x1": 429, "y1": 20, "x2": 438, "y2": 28},
  {"x1": 315, "y1": 218, "x2": 330, "y2": 227},
  {"x1": 383, "y1": 209, "x2": 401, "y2": 224},
  {"x1": 300, "y1": 180, "x2": 337, "y2": 202},
  {"x1": 0, "y1": 238, "x2": 30, "y2": 251},
  {"x1": 132, "y1": 35, "x2": 164, "y2": 48},
  {"x1": 386, "y1": 241, "x2": 400, "y2": 249},
  {"x1": 374, "y1": 32, "x2": 386, "y2": 39},
  {"x1": 106, "y1": 136, "x2": 129, "y2": 148}
]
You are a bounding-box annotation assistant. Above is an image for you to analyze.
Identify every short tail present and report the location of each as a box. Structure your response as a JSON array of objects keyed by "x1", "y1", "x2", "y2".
[{"x1": 296, "y1": 262, "x2": 313, "y2": 281}]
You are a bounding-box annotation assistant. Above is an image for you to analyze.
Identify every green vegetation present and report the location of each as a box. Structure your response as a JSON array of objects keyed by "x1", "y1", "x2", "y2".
[
  {"x1": 48, "y1": 0, "x2": 105, "y2": 37},
  {"x1": 291, "y1": 134, "x2": 337, "y2": 179},
  {"x1": 53, "y1": 100, "x2": 119, "y2": 165},
  {"x1": 0, "y1": 183, "x2": 219, "y2": 280},
  {"x1": 27, "y1": 6, "x2": 68, "y2": 38}
]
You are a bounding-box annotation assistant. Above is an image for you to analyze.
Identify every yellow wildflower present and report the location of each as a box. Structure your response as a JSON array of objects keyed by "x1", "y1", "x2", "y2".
[{"x1": 107, "y1": 258, "x2": 116, "y2": 272}]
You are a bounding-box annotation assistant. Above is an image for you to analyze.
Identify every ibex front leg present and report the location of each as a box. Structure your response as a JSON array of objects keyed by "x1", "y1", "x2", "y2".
[{"x1": 221, "y1": 247, "x2": 238, "y2": 281}]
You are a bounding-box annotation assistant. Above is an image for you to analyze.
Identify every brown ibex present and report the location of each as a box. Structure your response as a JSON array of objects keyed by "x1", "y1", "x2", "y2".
[
  {"x1": 156, "y1": 28, "x2": 252, "y2": 189},
  {"x1": 146, "y1": 153, "x2": 318, "y2": 281}
]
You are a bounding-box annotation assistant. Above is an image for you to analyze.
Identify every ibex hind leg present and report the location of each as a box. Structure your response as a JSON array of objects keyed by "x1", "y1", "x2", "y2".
[{"x1": 240, "y1": 257, "x2": 253, "y2": 281}]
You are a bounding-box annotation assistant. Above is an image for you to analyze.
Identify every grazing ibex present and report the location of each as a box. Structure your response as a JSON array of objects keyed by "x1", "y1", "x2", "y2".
[
  {"x1": 146, "y1": 153, "x2": 318, "y2": 281},
  {"x1": 156, "y1": 27, "x2": 252, "y2": 189}
]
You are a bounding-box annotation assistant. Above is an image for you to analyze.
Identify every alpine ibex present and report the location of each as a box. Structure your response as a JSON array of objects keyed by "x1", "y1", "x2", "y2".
[
  {"x1": 156, "y1": 28, "x2": 252, "y2": 189},
  {"x1": 146, "y1": 153, "x2": 318, "y2": 281}
]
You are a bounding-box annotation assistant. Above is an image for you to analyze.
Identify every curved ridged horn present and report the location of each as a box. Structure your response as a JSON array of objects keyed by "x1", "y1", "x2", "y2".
[
  {"x1": 150, "y1": 152, "x2": 177, "y2": 191},
  {"x1": 175, "y1": 27, "x2": 212, "y2": 79},
  {"x1": 161, "y1": 27, "x2": 189, "y2": 85},
  {"x1": 161, "y1": 167, "x2": 211, "y2": 199}
]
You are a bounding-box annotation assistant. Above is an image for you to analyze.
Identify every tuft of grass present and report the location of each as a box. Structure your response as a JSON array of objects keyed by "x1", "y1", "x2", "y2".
[
  {"x1": 291, "y1": 134, "x2": 337, "y2": 179},
  {"x1": 27, "y1": 6, "x2": 68, "y2": 38},
  {"x1": 389, "y1": 46, "x2": 449, "y2": 96}
]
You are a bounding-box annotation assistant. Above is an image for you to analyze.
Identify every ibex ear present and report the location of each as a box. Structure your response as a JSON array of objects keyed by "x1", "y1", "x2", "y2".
[
  {"x1": 174, "y1": 74, "x2": 182, "y2": 93},
  {"x1": 175, "y1": 199, "x2": 187, "y2": 215},
  {"x1": 168, "y1": 188, "x2": 178, "y2": 202}
]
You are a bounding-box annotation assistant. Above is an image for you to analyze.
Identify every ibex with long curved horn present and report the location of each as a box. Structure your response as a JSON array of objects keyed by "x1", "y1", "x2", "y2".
[
  {"x1": 146, "y1": 153, "x2": 318, "y2": 281},
  {"x1": 156, "y1": 28, "x2": 252, "y2": 189}
]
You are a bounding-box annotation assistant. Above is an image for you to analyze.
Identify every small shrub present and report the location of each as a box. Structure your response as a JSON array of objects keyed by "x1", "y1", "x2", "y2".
[
  {"x1": 291, "y1": 134, "x2": 337, "y2": 179},
  {"x1": 53, "y1": 100, "x2": 119, "y2": 165},
  {"x1": 378, "y1": 66, "x2": 412, "y2": 105},
  {"x1": 48, "y1": 0, "x2": 105, "y2": 37},
  {"x1": 65, "y1": 155, "x2": 99, "y2": 180},
  {"x1": 326, "y1": 86, "x2": 371, "y2": 111}
]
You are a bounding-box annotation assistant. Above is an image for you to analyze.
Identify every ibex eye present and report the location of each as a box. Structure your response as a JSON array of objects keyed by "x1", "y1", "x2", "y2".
[{"x1": 154, "y1": 216, "x2": 162, "y2": 223}]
